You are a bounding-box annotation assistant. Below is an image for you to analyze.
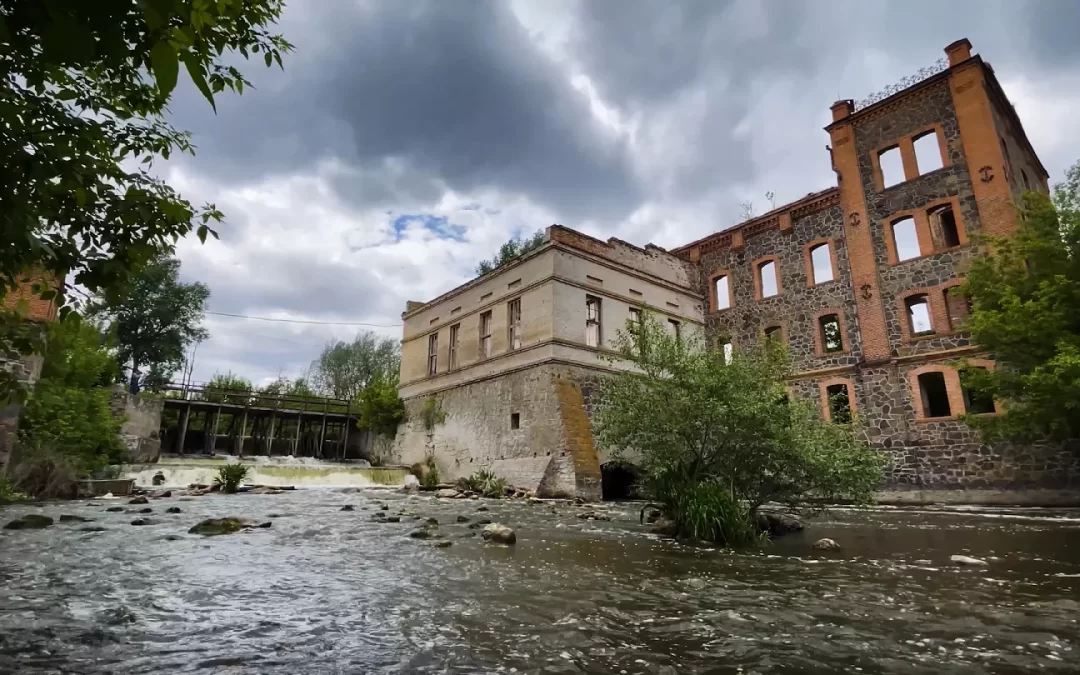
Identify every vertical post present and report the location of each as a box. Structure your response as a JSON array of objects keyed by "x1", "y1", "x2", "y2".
[
  {"x1": 175, "y1": 402, "x2": 191, "y2": 455},
  {"x1": 292, "y1": 399, "x2": 304, "y2": 456},
  {"x1": 318, "y1": 399, "x2": 329, "y2": 459},
  {"x1": 237, "y1": 403, "x2": 249, "y2": 457},
  {"x1": 342, "y1": 400, "x2": 351, "y2": 461},
  {"x1": 267, "y1": 398, "x2": 278, "y2": 456},
  {"x1": 210, "y1": 405, "x2": 221, "y2": 455}
]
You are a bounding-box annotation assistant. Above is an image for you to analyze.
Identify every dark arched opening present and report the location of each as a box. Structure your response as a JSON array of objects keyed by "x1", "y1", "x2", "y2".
[{"x1": 601, "y1": 461, "x2": 641, "y2": 501}]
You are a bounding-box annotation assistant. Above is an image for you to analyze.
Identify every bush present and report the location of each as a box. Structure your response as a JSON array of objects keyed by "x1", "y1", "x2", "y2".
[
  {"x1": 420, "y1": 454, "x2": 441, "y2": 489},
  {"x1": 7, "y1": 447, "x2": 81, "y2": 500},
  {"x1": 0, "y1": 477, "x2": 29, "y2": 505},
  {"x1": 596, "y1": 314, "x2": 885, "y2": 546},
  {"x1": 456, "y1": 469, "x2": 508, "y2": 498},
  {"x1": 358, "y1": 378, "x2": 405, "y2": 438},
  {"x1": 213, "y1": 463, "x2": 249, "y2": 494}
]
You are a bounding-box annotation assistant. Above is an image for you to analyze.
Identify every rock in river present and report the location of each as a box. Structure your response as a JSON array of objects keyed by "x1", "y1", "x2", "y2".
[
  {"x1": 188, "y1": 517, "x2": 265, "y2": 536},
  {"x1": 812, "y1": 538, "x2": 841, "y2": 551},
  {"x1": 340, "y1": 505, "x2": 355, "y2": 511},
  {"x1": 435, "y1": 488, "x2": 460, "y2": 499},
  {"x1": 105, "y1": 506, "x2": 124, "y2": 513},
  {"x1": 128, "y1": 496, "x2": 149, "y2": 505},
  {"x1": 756, "y1": 511, "x2": 804, "y2": 537},
  {"x1": 165, "y1": 507, "x2": 182, "y2": 514},
  {"x1": 481, "y1": 523, "x2": 516, "y2": 545},
  {"x1": 409, "y1": 528, "x2": 435, "y2": 540},
  {"x1": 130, "y1": 518, "x2": 156, "y2": 526},
  {"x1": 59, "y1": 514, "x2": 93, "y2": 523},
  {"x1": 950, "y1": 554, "x2": 989, "y2": 566},
  {"x1": 4, "y1": 514, "x2": 54, "y2": 530}
]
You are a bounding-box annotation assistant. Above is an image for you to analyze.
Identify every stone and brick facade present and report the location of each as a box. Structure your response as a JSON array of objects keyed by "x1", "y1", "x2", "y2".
[{"x1": 396, "y1": 39, "x2": 1079, "y2": 499}]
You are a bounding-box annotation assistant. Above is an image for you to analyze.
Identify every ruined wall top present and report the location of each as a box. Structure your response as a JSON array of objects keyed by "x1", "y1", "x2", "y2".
[{"x1": 548, "y1": 225, "x2": 696, "y2": 291}]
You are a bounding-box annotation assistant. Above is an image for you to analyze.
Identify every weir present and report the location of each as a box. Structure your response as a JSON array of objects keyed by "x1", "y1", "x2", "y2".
[{"x1": 123, "y1": 456, "x2": 408, "y2": 489}]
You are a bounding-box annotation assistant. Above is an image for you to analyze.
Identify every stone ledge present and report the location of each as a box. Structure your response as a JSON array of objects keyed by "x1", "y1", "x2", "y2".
[{"x1": 876, "y1": 488, "x2": 1080, "y2": 507}]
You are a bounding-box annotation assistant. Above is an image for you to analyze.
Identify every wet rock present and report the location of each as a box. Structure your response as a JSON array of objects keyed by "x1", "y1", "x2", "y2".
[
  {"x1": 684, "y1": 577, "x2": 707, "y2": 590},
  {"x1": 166, "y1": 507, "x2": 182, "y2": 514},
  {"x1": 128, "y1": 496, "x2": 149, "y2": 505},
  {"x1": 527, "y1": 497, "x2": 543, "y2": 504},
  {"x1": 130, "y1": 518, "x2": 156, "y2": 526},
  {"x1": 467, "y1": 518, "x2": 492, "y2": 530},
  {"x1": 257, "y1": 521, "x2": 272, "y2": 528},
  {"x1": 79, "y1": 526, "x2": 108, "y2": 532},
  {"x1": 476, "y1": 505, "x2": 489, "y2": 512},
  {"x1": 384, "y1": 515, "x2": 401, "y2": 523},
  {"x1": 379, "y1": 504, "x2": 389, "y2": 511},
  {"x1": 136, "y1": 507, "x2": 153, "y2": 514},
  {"x1": 105, "y1": 506, "x2": 124, "y2": 512},
  {"x1": 642, "y1": 508, "x2": 662, "y2": 524},
  {"x1": 4, "y1": 514, "x2": 55, "y2": 530},
  {"x1": 650, "y1": 518, "x2": 678, "y2": 537},
  {"x1": 408, "y1": 528, "x2": 435, "y2": 539},
  {"x1": 434, "y1": 540, "x2": 453, "y2": 548},
  {"x1": 756, "y1": 512, "x2": 804, "y2": 537},
  {"x1": 950, "y1": 554, "x2": 989, "y2": 567},
  {"x1": 425, "y1": 517, "x2": 439, "y2": 526},
  {"x1": 469, "y1": 494, "x2": 479, "y2": 500},
  {"x1": 163, "y1": 534, "x2": 183, "y2": 541},
  {"x1": 155, "y1": 490, "x2": 172, "y2": 498},
  {"x1": 577, "y1": 512, "x2": 611, "y2": 521},
  {"x1": 59, "y1": 514, "x2": 93, "y2": 523},
  {"x1": 371, "y1": 512, "x2": 386, "y2": 520},
  {"x1": 456, "y1": 515, "x2": 470, "y2": 523},
  {"x1": 461, "y1": 531, "x2": 477, "y2": 538},
  {"x1": 188, "y1": 517, "x2": 259, "y2": 536},
  {"x1": 340, "y1": 505, "x2": 355, "y2": 512},
  {"x1": 481, "y1": 523, "x2": 516, "y2": 545},
  {"x1": 812, "y1": 538, "x2": 841, "y2": 551},
  {"x1": 152, "y1": 472, "x2": 166, "y2": 486},
  {"x1": 99, "y1": 606, "x2": 136, "y2": 626},
  {"x1": 435, "y1": 488, "x2": 460, "y2": 499}
]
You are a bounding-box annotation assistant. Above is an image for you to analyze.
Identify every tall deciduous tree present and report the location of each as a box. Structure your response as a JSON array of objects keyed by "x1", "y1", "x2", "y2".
[
  {"x1": 309, "y1": 331, "x2": 400, "y2": 401},
  {"x1": 475, "y1": 230, "x2": 546, "y2": 276},
  {"x1": 0, "y1": 0, "x2": 291, "y2": 398},
  {"x1": 960, "y1": 160, "x2": 1080, "y2": 443},
  {"x1": 595, "y1": 314, "x2": 884, "y2": 545},
  {"x1": 91, "y1": 254, "x2": 209, "y2": 393}
]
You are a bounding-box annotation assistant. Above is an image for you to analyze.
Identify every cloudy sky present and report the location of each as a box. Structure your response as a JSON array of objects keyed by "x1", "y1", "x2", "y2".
[{"x1": 162, "y1": 0, "x2": 1080, "y2": 386}]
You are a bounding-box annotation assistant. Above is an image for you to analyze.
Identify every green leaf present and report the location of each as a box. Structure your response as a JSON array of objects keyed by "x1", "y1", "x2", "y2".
[
  {"x1": 196, "y1": 225, "x2": 208, "y2": 243},
  {"x1": 150, "y1": 40, "x2": 179, "y2": 97},
  {"x1": 180, "y1": 52, "x2": 216, "y2": 111}
]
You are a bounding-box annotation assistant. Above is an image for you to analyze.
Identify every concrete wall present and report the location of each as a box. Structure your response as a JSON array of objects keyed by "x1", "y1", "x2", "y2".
[{"x1": 109, "y1": 388, "x2": 164, "y2": 463}]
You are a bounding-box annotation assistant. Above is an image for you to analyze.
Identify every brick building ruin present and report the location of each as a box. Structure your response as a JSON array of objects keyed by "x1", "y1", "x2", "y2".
[{"x1": 394, "y1": 39, "x2": 1080, "y2": 500}]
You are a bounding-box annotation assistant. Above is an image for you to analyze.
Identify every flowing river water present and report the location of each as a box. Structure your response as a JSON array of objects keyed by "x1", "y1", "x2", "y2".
[{"x1": 1, "y1": 489, "x2": 1078, "y2": 674}]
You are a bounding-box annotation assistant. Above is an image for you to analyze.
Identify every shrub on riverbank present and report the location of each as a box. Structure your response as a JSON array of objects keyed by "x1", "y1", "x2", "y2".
[
  {"x1": 596, "y1": 315, "x2": 885, "y2": 546},
  {"x1": 456, "y1": 469, "x2": 508, "y2": 498}
]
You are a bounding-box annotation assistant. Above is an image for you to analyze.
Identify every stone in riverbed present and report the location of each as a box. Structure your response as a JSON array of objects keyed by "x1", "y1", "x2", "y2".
[
  {"x1": 434, "y1": 540, "x2": 453, "y2": 548},
  {"x1": 379, "y1": 504, "x2": 389, "y2": 511},
  {"x1": 650, "y1": 518, "x2": 678, "y2": 537},
  {"x1": 383, "y1": 515, "x2": 401, "y2": 523},
  {"x1": 467, "y1": 518, "x2": 492, "y2": 529},
  {"x1": 435, "y1": 488, "x2": 459, "y2": 499},
  {"x1": 128, "y1": 496, "x2": 149, "y2": 505},
  {"x1": 166, "y1": 507, "x2": 182, "y2": 514},
  {"x1": 481, "y1": 523, "x2": 516, "y2": 545},
  {"x1": 756, "y1": 512, "x2": 804, "y2": 537},
  {"x1": 340, "y1": 505, "x2": 355, "y2": 511},
  {"x1": 4, "y1": 514, "x2": 54, "y2": 530},
  {"x1": 80, "y1": 526, "x2": 108, "y2": 532},
  {"x1": 456, "y1": 515, "x2": 470, "y2": 523},
  {"x1": 188, "y1": 517, "x2": 260, "y2": 536},
  {"x1": 425, "y1": 517, "x2": 439, "y2": 526},
  {"x1": 950, "y1": 554, "x2": 988, "y2": 566},
  {"x1": 812, "y1": 538, "x2": 840, "y2": 551},
  {"x1": 59, "y1": 514, "x2": 93, "y2": 523},
  {"x1": 130, "y1": 518, "x2": 156, "y2": 526},
  {"x1": 105, "y1": 506, "x2": 124, "y2": 512},
  {"x1": 371, "y1": 512, "x2": 386, "y2": 520},
  {"x1": 409, "y1": 528, "x2": 435, "y2": 539},
  {"x1": 476, "y1": 505, "x2": 489, "y2": 512}
]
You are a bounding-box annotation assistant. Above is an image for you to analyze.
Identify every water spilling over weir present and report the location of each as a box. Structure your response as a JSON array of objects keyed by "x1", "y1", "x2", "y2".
[{"x1": 123, "y1": 456, "x2": 408, "y2": 489}]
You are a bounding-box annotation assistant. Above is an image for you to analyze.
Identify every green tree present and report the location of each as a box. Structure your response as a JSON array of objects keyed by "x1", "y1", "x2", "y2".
[
  {"x1": 358, "y1": 376, "x2": 405, "y2": 438},
  {"x1": 16, "y1": 317, "x2": 127, "y2": 490},
  {"x1": 309, "y1": 331, "x2": 400, "y2": 401},
  {"x1": 204, "y1": 371, "x2": 252, "y2": 405},
  {"x1": 475, "y1": 229, "x2": 546, "y2": 276},
  {"x1": 595, "y1": 314, "x2": 884, "y2": 546},
  {"x1": 90, "y1": 254, "x2": 209, "y2": 393},
  {"x1": 960, "y1": 160, "x2": 1080, "y2": 443},
  {"x1": 0, "y1": 0, "x2": 291, "y2": 399}
]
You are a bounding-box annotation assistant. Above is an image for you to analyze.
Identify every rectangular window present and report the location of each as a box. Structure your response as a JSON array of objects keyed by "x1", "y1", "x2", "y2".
[
  {"x1": 758, "y1": 260, "x2": 778, "y2": 298},
  {"x1": 906, "y1": 294, "x2": 933, "y2": 336},
  {"x1": 892, "y1": 217, "x2": 921, "y2": 262},
  {"x1": 427, "y1": 333, "x2": 438, "y2": 376},
  {"x1": 819, "y1": 314, "x2": 843, "y2": 353},
  {"x1": 669, "y1": 319, "x2": 681, "y2": 344},
  {"x1": 479, "y1": 311, "x2": 492, "y2": 358},
  {"x1": 913, "y1": 131, "x2": 943, "y2": 174},
  {"x1": 918, "y1": 372, "x2": 952, "y2": 418},
  {"x1": 810, "y1": 243, "x2": 833, "y2": 284},
  {"x1": 510, "y1": 412, "x2": 520, "y2": 430},
  {"x1": 961, "y1": 368, "x2": 996, "y2": 415},
  {"x1": 945, "y1": 287, "x2": 971, "y2": 331},
  {"x1": 448, "y1": 323, "x2": 460, "y2": 370},
  {"x1": 928, "y1": 205, "x2": 960, "y2": 250},
  {"x1": 507, "y1": 299, "x2": 522, "y2": 350},
  {"x1": 764, "y1": 326, "x2": 783, "y2": 345},
  {"x1": 826, "y1": 383, "x2": 852, "y2": 424},
  {"x1": 585, "y1": 296, "x2": 601, "y2": 347},
  {"x1": 714, "y1": 275, "x2": 730, "y2": 310},
  {"x1": 879, "y1": 146, "x2": 904, "y2": 188},
  {"x1": 720, "y1": 340, "x2": 733, "y2": 364}
]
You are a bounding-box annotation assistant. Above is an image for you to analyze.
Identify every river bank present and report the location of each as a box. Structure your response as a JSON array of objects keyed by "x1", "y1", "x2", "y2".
[{"x1": 2, "y1": 489, "x2": 1078, "y2": 673}]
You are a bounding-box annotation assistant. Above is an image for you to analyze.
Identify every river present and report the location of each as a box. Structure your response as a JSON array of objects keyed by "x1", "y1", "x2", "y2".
[{"x1": 1, "y1": 490, "x2": 1078, "y2": 674}]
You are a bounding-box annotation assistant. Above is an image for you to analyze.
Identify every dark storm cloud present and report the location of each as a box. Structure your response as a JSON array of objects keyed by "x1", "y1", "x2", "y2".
[{"x1": 169, "y1": 0, "x2": 642, "y2": 222}]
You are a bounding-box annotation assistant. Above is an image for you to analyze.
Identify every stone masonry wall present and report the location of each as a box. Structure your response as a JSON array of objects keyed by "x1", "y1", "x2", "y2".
[
  {"x1": 696, "y1": 204, "x2": 862, "y2": 373},
  {"x1": 392, "y1": 362, "x2": 605, "y2": 499}
]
